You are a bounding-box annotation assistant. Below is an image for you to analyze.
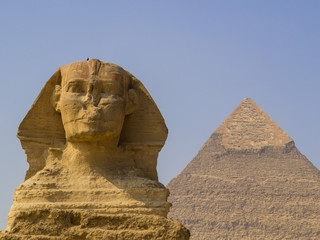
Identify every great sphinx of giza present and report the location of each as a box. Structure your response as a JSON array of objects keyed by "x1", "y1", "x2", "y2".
[{"x1": 0, "y1": 59, "x2": 190, "y2": 240}]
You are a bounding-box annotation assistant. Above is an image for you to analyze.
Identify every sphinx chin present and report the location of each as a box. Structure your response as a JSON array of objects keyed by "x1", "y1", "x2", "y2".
[
  {"x1": 64, "y1": 122, "x2": 122, "y2": 143},
  {"x1": 67, "y1": 130, "x2": 120, "y2": 143}
]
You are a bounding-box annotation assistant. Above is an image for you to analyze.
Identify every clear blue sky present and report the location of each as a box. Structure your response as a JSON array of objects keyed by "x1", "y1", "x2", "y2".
[{"x1": 0, "y1": 1, "x2": 319, "y2": 230}]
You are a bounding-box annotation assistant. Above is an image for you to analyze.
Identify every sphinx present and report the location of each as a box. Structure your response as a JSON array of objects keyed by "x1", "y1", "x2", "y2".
[{"x1": 1, "y1": 59, "x2": 189, "y2": 240}]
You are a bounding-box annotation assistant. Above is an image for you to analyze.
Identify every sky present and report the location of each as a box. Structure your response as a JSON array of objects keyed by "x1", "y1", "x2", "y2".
[{"x1": 0, "y1": 1, "x2": 319, "y2": 230}]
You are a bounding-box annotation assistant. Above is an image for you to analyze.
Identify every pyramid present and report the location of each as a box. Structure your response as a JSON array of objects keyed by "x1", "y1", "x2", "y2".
[{"x1": 167, "y1": 98, "x2": 320, "y2": 240}]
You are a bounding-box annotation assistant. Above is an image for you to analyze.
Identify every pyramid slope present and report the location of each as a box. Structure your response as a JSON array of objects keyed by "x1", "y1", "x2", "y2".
[{"x1": 168, "y1": 98, "x2": 320, "y2": 240}]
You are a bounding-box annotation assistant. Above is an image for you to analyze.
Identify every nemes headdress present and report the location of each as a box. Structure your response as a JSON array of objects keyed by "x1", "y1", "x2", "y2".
[{"x1": 17, "y1": 60, "x2": 167, "y2": 181}]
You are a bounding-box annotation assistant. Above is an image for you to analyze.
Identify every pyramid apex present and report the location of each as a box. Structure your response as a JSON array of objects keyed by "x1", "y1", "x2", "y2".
[
  {"x1": 214, "y1": 99, "x2": 293, "y2": 150},
  {"x1": 243, "y1": 97, "x2": 253, "y2": 101},
  {"x1": 241, "y1": 97, "x2": 255, "y2": 103}
]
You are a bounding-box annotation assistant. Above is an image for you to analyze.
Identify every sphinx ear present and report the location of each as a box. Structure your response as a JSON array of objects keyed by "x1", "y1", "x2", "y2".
[
  {"x1": 125, "y1": 89, "x2": 138, "y2": 115},
  {"x1": 51, "y1": 85, "x2": 62, "y2": 112}
]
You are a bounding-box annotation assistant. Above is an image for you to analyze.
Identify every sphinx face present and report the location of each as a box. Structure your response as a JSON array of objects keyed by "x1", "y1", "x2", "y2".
[{"x1": 58, "y1": 61, "x2": 129, "y2": 144}]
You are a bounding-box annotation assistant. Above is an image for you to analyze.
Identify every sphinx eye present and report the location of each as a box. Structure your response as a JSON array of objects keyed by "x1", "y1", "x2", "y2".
[
  {"x1": 100, "y1": 84, "x2": 111, "y2": 94},
  {"x1": 66, "y1": 83, "x2": 86, "y2": 93},
  {"x1": 100, "y1": 87, "x2": 107, "y2": 94},
  {"x1": 101, "y1": 83, "x2": 121, "y2": 95}
]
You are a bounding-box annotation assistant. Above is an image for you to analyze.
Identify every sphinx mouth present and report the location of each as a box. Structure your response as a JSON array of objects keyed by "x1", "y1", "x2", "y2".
[
  {"x1": 64, "y1": 117, "x2": 106, "y2": 124},
  {"x1": 82, "y1": 119, "x2": 104, "y2": 123},
  {"x1": 64, "y1": 111, "x2": 107, "y2": 124}
]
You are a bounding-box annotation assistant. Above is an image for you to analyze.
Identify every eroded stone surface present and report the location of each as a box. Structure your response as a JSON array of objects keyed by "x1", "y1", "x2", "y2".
[
  {"x1": 1, "y1": 59, "x2": 189, "y2": 240},
  {"x1": 168, "y1": 98, "x2": 320, "y2": 240}
]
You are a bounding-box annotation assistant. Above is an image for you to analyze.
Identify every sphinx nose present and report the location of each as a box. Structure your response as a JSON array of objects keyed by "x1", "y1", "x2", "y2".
[
  {"x1": 84, "y1": 83, "x2": 101, "y2": 107},
  {"x1": 84, "y1": 93, "x2": 101, "y2": 107},
  {"x1": 92, "y1": 93, "x2": 101, "y2": 106}
]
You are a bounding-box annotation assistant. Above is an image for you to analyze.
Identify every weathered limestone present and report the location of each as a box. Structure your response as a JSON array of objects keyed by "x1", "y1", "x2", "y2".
[
  {"x1": 1, "y1": 59, "x2": 189, "y2": 240},
  {"x1": 168, "y1": 98, "x2": 320, "y2": 239}
]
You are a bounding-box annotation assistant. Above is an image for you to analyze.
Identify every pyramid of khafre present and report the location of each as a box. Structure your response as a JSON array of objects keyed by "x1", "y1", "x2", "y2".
[{"x1": 167, "y1": 98, "x2": 320, "y2": 240}]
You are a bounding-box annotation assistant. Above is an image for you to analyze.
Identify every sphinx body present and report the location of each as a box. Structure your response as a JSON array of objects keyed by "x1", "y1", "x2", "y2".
[{"x1": 0, "y1": 60, "x2": 189, "y2": 240}]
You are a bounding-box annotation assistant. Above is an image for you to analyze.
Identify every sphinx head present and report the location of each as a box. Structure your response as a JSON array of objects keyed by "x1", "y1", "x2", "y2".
[
  {"x1": 18, "y1": 59, "x2": 167, "y2": 181},
  {"x1": 53, "y1": 59, "x2": 137, "y2": 146}
]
